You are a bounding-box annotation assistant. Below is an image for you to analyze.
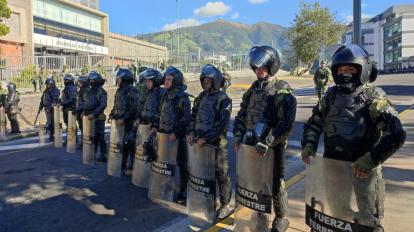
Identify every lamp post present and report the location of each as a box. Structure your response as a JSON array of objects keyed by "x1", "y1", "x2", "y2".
[{"x1": 353, "y1": 0, "x2": 362, "y2": 45}]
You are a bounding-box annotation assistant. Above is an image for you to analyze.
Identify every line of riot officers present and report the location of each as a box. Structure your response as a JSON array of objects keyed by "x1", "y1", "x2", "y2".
[{"x1": 39, "y1": 43, "x2": 405, "y2": 232}]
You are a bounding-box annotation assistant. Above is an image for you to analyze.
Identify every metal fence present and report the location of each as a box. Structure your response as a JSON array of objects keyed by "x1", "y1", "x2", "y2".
[{"x1": 0, "y1": 52, "x2": 250, "y2": 89}]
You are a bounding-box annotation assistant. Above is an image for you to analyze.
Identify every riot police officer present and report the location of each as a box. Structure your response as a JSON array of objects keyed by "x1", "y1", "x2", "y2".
[
  {"x1": 187, "y1": 64, "x2": 232, "y2": 219},
  {"x1": 136, "y1": 66, "x2": 148, "y2": 94},
  {"x1": 313, "y1": 60, "x2": 332, "y2": 100},
  {"x1": 75, "y1": 76, "x2": 89, "y2": 134},
  {"x1": 0, "y1": 81, "x2": 6, "y2": 109},
  {"x1": 152, "y1": 66, "x2": 191, "y2": 204},
  {"x1": 137, "y1": 68, "x2": 165, "y2": 126},
  {"x1": 83, "y1": 72, "x2": 108, "y2": 163},
  {"x1": 109, "y1": 68, "x2": 140, "y2": 174},
  {"x1": 233, "y1": 46, "x2": 296, "y2": 232},
  {"x1": 61, "y1": 74, "x2": 77, "y2": 128},
  {"x1": 135, "y1": 68, "x2": 165, "y2": 158},
  {"x1": 222, "y1": 69, "x2": 232, "y2": 93},
  {"x1": 5, "y1": 83, "x2": 21, "y2": 134},
  {"x1": 40, "y1": 78, "x2": 60, "y2": 140},
  {"x1": 301, "y1": 44, "x2": 406, "y2": 232}
]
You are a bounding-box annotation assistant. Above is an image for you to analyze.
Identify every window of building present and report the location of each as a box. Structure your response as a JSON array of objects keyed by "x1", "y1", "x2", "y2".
[
  {"x1": 394, "y1": 50, "x2": 401, "y2": 62},
  {"x1": 33, "y1": 0, "x2": 102, "y2": 33},
  {"x1": 33, "y1": 16, "x2": 104, "y2": 46},
  {"x1": 385, "y1": 53, "x2": 393, "y2": 63}
]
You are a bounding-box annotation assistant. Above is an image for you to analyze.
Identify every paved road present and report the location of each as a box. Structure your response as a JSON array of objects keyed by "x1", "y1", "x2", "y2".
[{"x1": 0, "y1": 74, "x2": 413, "y2": 232}]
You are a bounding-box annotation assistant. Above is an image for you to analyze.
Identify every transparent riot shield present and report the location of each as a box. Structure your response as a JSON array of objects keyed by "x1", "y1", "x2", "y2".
[
  {"x1": 187, "y1": 143, "x2": 217, "y2": 226},
  {"x1": 66, "y1": 111, "x2": 77, "y2": 153},
  {"x1": 0, "y1": 108, "x2": 6, "y2": 137},
  {"x1": 53, "y1": 105, "x2": 63, "y2": 148},
  {"x1": 107, "y1": 120, "x2": 125, "y2": 177},
  {"x1": 82, "y1": 115, "x2": 95, "y2": 165},
  {"x1": 131, "y1": 124, "x2": 151, "y2": 188},
  {"x1": 305, "y1": 156, "x2": 378, "y2": 232},
  {"x1": 148, "y1": 132, "x2": 179, "y2": 204},
  {"x1": 38, "y1": 113, "x2": 47, "y2": 144},
  {"x1": 234, "y1": 144, "x2": 274, "y2": 232}
]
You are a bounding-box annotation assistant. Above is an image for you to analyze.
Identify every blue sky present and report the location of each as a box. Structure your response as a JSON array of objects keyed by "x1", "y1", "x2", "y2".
[{"x1": 100, "y1": 0, "x2": 414, "y2": 35}]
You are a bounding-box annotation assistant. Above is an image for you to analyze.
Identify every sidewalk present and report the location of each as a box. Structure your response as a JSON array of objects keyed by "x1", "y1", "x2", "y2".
[
  {"x1": 0, "y1": 129, "x2": 38, "y2": 142},
  {"x1": 287, "y1": 106, "x2": 414, "y2": 232}
]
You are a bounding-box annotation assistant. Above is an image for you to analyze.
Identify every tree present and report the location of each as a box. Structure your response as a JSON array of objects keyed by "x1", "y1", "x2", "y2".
[
  {"x1": 288, "y1": 1, "x2": 345, "y2": 76},
  {"x1": 0, "y1": 0, "x2": 12, "y2": 36}
]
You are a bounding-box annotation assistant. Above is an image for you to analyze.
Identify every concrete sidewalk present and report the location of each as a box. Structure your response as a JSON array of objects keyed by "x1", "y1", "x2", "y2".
[{"x1": 286, "y1": 106, "x2": 414, "y2": 232}]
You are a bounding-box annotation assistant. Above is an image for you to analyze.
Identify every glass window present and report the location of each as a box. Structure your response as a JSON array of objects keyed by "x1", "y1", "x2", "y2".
[
  {"x1": 33, "y1": 0, "x2": 102, "y2": 33},
  {"x1": 385, "y1": 53, "x2": 393, "y2": 63}
]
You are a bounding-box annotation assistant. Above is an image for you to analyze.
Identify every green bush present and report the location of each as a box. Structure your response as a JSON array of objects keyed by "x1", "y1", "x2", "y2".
[{"x1": 11, "y1": 65, "x2": 37, "y2": 88}]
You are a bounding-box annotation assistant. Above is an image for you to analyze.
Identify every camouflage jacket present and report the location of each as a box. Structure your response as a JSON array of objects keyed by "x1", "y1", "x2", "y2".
[{"x1": 302, "y1": 84, "x2": 406, "y2": 164}]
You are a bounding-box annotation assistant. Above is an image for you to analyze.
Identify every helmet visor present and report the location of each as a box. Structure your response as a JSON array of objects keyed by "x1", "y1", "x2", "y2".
[{"x1": 248, "y1": 49, "x2": 273, "y2": 69}]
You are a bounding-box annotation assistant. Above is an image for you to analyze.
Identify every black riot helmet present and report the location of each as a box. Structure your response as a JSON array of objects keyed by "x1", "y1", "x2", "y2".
[
  {"x1": 63, "y1": 74, "x2": 75, "y2": 86},
  {"x1": 77, "y1": 75, "x2": 89, "y2": 87},
  {"x1": 163, "y1": 66, "x2": 184, "y2": 88},
  {"x1": 331, "y1": 44, "x2": 378, "y2": 91},
  {"x1": 141, "y1": 68, "x2": 163, "y2": 87},
  {"x1": 248, "y1": 46, "x2": 281, "y2": 77},
  {"x1": 45, "y1": 78, "x2": 56, "y2": 89},
  {"x1": 7, "y1": 82, "x2": 16, "y2": 92},
  {"x1": 137, "y1": 66, "x2": 148, "y2": 84},
  {"x1": 88, "y1": 71, "x2": 103, "y2": 87},
  {"x1": 116, "y1": 68, "x2": 134, "y2": 86},
  {"x1": 200, "y1": 64, "x2": 224, "y2": 90}
]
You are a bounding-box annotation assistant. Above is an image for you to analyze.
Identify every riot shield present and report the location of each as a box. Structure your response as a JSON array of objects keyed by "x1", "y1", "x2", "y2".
[
  {"x1": 82, "y1": 115, "x2": 95, "y2": 165},
  {"x1": 187, "y1": 143, "x2": 217, "y2": 226},
  {"x1": 0, "y1": 108, "x2": 6, "y2": 137},
  {"x1": 234, "y1": 144, "x2": 274, "y2": 232},
  {"x1": 38, "y1": 114, "x2": 47, "y2": 144},
  {"x1": 131, "y1": 124, "x2": 151, "y2": 187},
  {"x1": 107, "y1": 120, "x2": 125, "y2": 177},
  {"x1": 53, "y1": 105, "x2": 63, "y2": 148},
  {"x1": 66, "y1": 111, "x2": 77, "y2": 153},
  {"x1": 305, "y1": 156, "x2": 378, "y2": 232},
  {"x1": 148, "y1": 132, "x2": 179, "y2": 204}
]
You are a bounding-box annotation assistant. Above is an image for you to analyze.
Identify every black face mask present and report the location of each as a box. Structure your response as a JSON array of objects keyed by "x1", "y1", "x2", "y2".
[{"x1": 334, "y1": 73, "x2": 360, "y2": 93}]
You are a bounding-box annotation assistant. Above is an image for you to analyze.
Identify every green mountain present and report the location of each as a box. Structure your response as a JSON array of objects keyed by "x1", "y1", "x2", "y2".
[{"x1": 138, "y1": 19, "x2": 290, "y2": 54}]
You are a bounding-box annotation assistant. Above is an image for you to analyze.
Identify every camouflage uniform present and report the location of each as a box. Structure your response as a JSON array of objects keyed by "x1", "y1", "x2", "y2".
[
  {"x1": 313, "y1": 66, "x2": 332, "y2": 99},
  {"x1": 81, "y1": 65, "x2": 89, "y2": 76},
  {"x1": 302, "y1": 45, "x2": 406, "y2": 231},
  {"x1": 222, "y1": 70, "x2": 232, "y2": 93},
  {"x1": 4, "y1": 83, "x2": 20, "y2": 134},
  {"x1": 234, "y1": 46, "x2": 296, "y2": 232}
]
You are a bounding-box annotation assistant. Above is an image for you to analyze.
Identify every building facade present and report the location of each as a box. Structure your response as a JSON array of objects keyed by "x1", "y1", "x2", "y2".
[
  {"x1": 0, "y1": 0, "x2": 167, "y2": 70},
  {"x1": 343, "y1": 4, "x2": 414, "y2": 70}
]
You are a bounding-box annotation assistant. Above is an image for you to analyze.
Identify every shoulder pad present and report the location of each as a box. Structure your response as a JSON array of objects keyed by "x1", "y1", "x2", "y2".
[
  {"x1": 266, "y1": 80, "x2": 293, "y2": 96},
  {"x1": 363, "y1": 85, "x2": 386, "y2": 100}
]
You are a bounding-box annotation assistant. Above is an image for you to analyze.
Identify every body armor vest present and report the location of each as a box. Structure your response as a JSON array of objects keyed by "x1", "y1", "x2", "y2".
[
  {"x1": 159, "y1": 94, "x2": 179, "y2": 133},
  {"x1": 245, "y1": 88, "x2": 267, "y2": 130},
  {"x1": 84, "y1": 87, "x2": 102, "y2": 113},
  {"x1": 61, "y1": 85, "x2": 77, "y2": 111},
  {"x1": 324, "y1": 89, "x2": 377, "y2": 161},
  {"x1": 76, "y1": 87, "x2": 88, "y2": 108},
  {"x1": 113, "y1": 86, "x2": 134, "y2": 119},
  {"x1": 141, "y1": 88, "x2": 163, "y2": 124},
  {"x1": 195, "y1": 91, "x2": 219, "y2": 134}
]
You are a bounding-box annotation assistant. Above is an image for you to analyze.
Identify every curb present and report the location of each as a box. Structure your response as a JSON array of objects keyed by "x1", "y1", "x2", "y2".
[{"x1": 0, "y1": 131, "x2": 38, "y2": 143}]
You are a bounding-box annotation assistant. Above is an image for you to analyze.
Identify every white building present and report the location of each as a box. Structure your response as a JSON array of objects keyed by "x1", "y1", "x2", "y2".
[{"x1": 343, "y1": 4, "x2": 414, "y2": 70}]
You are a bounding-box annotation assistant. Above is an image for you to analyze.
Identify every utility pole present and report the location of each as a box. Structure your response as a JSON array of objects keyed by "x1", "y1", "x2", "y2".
[
  {"x1": 353, "y1": 0, "x2": 362, "y2": 45},
  {"x1": 176, "y1": 0, "x2": 180, "y2": 63}
]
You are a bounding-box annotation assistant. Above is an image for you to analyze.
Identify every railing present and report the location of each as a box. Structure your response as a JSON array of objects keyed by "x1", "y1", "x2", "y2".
[{"x1": 0, "y1": 52, "x2": 250, "y2": 88}]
